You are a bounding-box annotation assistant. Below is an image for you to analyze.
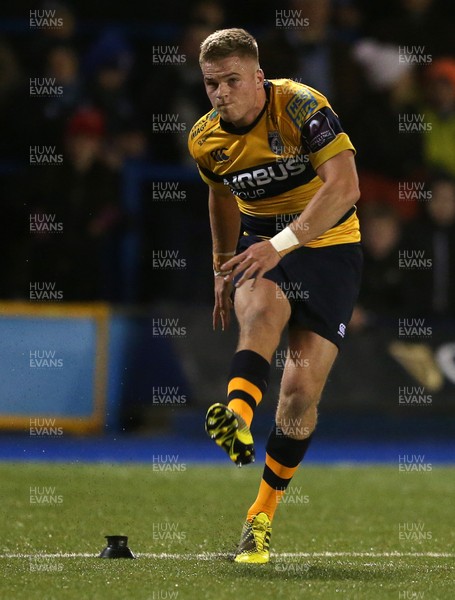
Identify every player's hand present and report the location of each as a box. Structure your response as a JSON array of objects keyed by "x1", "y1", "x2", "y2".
[
  {"x1": 213, "y1": 275, "x2": 233, "y2": 331},
  {"x1": 221, "y1": 241, "x2": 281, "y2": 289}
]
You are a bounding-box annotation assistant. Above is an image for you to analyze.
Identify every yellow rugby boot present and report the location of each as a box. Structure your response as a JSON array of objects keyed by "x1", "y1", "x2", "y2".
[
  {"x1": 234, "y1": 512, "x2": 272, "y2": 564},
  {"x1": 205, "y1": 403, "x2": 255, "y2": 466}
]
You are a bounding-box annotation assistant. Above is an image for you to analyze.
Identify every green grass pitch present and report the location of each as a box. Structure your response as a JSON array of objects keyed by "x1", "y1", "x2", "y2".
[{"x1": 0, "y1": 463, "x2": 454, "y2": 599}]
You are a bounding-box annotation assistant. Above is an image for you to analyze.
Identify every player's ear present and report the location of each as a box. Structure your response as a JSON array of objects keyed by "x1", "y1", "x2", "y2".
[{"x1": 256, "y1": 68, "x2": 265, "y2": 87}]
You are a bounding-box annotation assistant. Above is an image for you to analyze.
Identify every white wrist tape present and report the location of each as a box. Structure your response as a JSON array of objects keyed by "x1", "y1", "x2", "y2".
[{"x1": 269, "y1": 227, "x2": 300, "y2": 257}]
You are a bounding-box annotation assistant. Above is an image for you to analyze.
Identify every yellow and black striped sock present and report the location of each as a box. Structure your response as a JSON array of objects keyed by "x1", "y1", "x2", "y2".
[
  {"x1": 227, "y1": 350, "x2": 270, "y2": 428},
  {"x1": 247, "y1": 425, "x2": 313, "y2": 522}
]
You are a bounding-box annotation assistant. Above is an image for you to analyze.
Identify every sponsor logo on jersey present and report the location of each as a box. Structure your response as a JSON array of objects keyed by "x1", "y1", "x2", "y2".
[
  {"x1": 190, "y1": 119, "x2": 208, "y2": 139},
  {"x1": 301, "y1": 109, "x2": 340, "y2": 152},
  {"x1": 197, "y1": 135, "x2": 209, "y2": 146},
  {"x1": 211, "y1": 147, "x2": 230, "y2": 162},
  {"x1": 268, "y1": 131, "x2": 284, "y2": 155},
  {"x1": 223, "y1": 156, "x2": 310, "y2": 200},
  {"x1": 286, "y1": 88, "x2": 318, "y2": 128}
]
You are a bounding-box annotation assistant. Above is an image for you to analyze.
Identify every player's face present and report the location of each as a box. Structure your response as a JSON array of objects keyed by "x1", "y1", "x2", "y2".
[{"x1": 201, "y1": 55, "x2": 265, "y2": 127}]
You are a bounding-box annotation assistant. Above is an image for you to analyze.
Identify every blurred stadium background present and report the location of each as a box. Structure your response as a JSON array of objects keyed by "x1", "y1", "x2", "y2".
[{"x1": 0, "y1": 0, "x2": 454, "y2": 462}]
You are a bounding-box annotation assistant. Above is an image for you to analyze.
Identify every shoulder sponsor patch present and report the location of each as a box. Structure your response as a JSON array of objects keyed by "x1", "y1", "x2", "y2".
[
  {"x1": 285, "y1": 88, "x2": 318, "y2": 128},
  {"x1": 301, "y1": 108, "x2": 343, "y2": 153}
]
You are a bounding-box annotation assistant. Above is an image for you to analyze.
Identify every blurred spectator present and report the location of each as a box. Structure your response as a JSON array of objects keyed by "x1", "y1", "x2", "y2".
[
  {"x1": 40, "y1": 45, "x2": 85, "y2": 143},
  {"x1": 190, "y1": 0, "x2": 226, "y2": 28},
  {"x1": 103, "y1": 117, "x2": 150, "y2": 170},
  {"x1": 25, "y1": 1, "x2": 80, "y2": 71},
  {"x1": 350, "y1": 40, "x2": 422, "y2": 180},
  {"x1": 25, "y1": 107, "x2": 126, "y2": 301},
  {"x1": 82, "y1": 27, "x2": 138, "y2": 138},
  {"x1": 349, "y1": 39, "x2": 423, "y2": 219},
  {"x1": 146, "y1": 0, "x2": 225, "y2": 163},
  {"x1": 401, "y1": 174, "x2": 455, "y2": 316},
  {"x1": 0, "y1": 39, "x2": 28, "y2": 160},
  {"x1": 367, "y1": 0, "x2": 454, "y2": 58},
  {"x1": 172, "y1": 22, "x2": 217, "y2": 165},
  {"x1": 40, "y1": 0, "x2": 77, "y2": 42},
  {"x1": 420, "y1": 58, "x2": 455, "y2": 178},
  {"x1": 259, "y1": 0, "x2": 367, "y2": 115},
  {"x1": 256, "y1": 22, "x2": 299, "y2": 81},
  {"x1": 288, "y1": 0, "x2": 334, "y2": 96},
  {"x1": 330, "y1": 0, "x2": 367, "y2": 114},
  {"x1": 332, "y1": 0, "x2": 364, "y2": 44},
  {"x1": 260, "y1": 0, "x2": 334, "y2": 97},
  {"x1": 350, "y1": 203, "x2": 405, "y2": 330},
  {"x1": 88, "y1": 54, "x2": 136, "y2": 135}
]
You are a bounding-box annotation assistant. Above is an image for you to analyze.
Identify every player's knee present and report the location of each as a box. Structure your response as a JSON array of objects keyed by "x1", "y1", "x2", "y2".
[
  {"x1": 280, "y1": 384, "x2": 321, "y2": 412},
  {"x1": 277, "y1": 386, "x2": 320, "y2": 437},
  {"x1": 276, "y1": 401, "x2": 317, "y2": 440}
]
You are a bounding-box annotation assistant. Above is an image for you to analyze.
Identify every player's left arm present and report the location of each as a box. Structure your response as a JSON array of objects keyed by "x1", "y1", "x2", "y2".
[
  {"x1": 288, "y1": 149, "x2": 360, "y2": 244},
  {"x1": 222, "y1": 150, "x2": 360, "y2": 288}
]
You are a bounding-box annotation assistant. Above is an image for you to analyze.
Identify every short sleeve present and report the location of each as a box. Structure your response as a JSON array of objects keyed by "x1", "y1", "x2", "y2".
[
  {"x1": 197, "y1": 164, "x2": 228, "y2": 193},
  {"x1": 300, "y1": 106, "x2": 355, "y2": 171}
]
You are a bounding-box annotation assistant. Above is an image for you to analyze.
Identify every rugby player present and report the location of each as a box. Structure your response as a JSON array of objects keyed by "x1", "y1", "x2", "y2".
[{"x1": 188, "y1": 28, "x2": 362, "y2": 564}]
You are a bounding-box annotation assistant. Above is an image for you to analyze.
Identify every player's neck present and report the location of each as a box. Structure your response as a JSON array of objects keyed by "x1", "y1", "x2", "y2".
[{"x1": 231, "y1": 88, "x2": 267, "y2": 128}]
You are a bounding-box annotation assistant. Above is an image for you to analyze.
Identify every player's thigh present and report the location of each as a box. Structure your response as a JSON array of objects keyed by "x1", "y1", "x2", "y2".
[
  {"x1": 280, "y1": 328, "x2": 338, "y2": 403},
  {"x1": 234, "y1": 277, "x2": 291, "y2": 333}
]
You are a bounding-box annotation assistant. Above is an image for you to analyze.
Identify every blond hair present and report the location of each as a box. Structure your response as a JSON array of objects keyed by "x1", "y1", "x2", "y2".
[{"x1": 199, "y1": 28, "x2": 259, "y2": 65}]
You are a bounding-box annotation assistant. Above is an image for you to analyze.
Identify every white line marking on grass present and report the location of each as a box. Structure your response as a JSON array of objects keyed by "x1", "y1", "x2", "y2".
[{"x1": 1, "y1": 551, "x2": 454, "y2": 559}]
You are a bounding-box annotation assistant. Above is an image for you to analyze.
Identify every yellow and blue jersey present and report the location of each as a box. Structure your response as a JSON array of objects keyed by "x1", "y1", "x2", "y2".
[{"x1": 188, "y1": 78, "x2": 360, "y2": 247}]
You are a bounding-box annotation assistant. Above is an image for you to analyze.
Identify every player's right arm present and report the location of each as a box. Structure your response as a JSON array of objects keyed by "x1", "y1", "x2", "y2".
[{"x1": 208, "y1": 185, "x2": 241, "y2": 331}]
